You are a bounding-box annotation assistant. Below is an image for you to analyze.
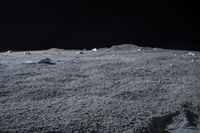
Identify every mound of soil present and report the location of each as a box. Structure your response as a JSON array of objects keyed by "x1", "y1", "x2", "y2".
[{"x1": 109, "y1": 44, "x2": 140, "y2": 51}]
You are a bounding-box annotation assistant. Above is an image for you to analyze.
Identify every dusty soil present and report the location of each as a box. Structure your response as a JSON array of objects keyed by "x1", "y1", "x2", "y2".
[{"x1": 0, "y1": 44, "x2": 200, "y2": 133}]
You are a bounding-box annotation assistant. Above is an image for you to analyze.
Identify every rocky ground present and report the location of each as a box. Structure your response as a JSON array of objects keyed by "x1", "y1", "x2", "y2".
[{"x1": 0, "y1": 44, "x2": 200, "y2": 133}]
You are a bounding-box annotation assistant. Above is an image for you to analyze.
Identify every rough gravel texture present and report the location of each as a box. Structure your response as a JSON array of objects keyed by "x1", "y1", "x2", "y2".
[{"x1": 0, "y1": 44, "x2": 200, "y2": 133}]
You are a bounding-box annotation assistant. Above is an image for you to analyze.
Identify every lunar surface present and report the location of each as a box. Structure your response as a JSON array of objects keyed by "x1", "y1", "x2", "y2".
[{"x1": 0, "y1": 44, "x2": 200, "y2": 133}]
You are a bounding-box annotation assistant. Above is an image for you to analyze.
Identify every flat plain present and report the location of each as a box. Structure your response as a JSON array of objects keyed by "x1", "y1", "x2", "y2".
[{"x1": 0, "y1": 44, "x2": 200, "y2": 133}]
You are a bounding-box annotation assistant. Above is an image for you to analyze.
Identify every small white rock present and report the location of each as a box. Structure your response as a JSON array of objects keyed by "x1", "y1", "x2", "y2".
[
  {"x1": 192, "y1": 59, "x2": 194, "y2": 63},
  {"x1": 137, "y1": 48, "x2": 142, "y2": 52},
  {"x1": 92, "y1": 48, "x2": 98, "y2": 52},
  {"x1": 170, "y1": 64, "x2": 173, "y2": 67},
  {"x1": 25, "y1": 61, "x2": 36, "y2": 64},
  {"x1": 24, "y1": 51, "x2": 31, "y2": 55},
  {"x1": 187, "y1": 52, "x2": 195, "y2": 57},
  {"x1": 76, "y1": 51, "x2": 84, "y2": 54},
  {"x1": 6, "y1": 50, "x2": 13, "y2": 53}
]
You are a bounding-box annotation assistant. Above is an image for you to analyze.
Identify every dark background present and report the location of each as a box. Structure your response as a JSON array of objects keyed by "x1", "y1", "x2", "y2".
[{"x1": 0, "y1": 0, "x2": 199, "y2": 51}]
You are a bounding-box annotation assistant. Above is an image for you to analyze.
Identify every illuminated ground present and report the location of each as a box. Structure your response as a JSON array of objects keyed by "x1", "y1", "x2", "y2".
[{"x1": 0, "y1": 44, "x2": 199, "y2": 133}]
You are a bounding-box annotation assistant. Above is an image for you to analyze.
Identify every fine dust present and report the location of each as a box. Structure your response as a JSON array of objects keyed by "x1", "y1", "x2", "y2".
[{"x1": 0, "y1": 44, "x2": 200, "y2": 133}]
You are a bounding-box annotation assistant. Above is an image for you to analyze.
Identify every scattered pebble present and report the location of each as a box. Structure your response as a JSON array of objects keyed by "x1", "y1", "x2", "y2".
[
  {"x1": 38, "y1": 58, "x2": 55, "y2": 64},
  {"x1": 24, "y1": 51, "x2": 31, "y2": 55},
  {"x1": 76, "y1": 51, "x2": 84, "y2": 54},
  {"x1": 92, "y1": 48, "x2": 98, "y2": 52},
  {"x1": 187, "y1": 52, "x2": 195, "y2": 57},
  {"x1": 192, "y1": 59, "x2": 194, "y2": 63},
  {"x1": 137, "y1": 48, "x2": 144, "y2": 53},
  {"x1": 174, "y1": 54, "x2": 177, "y2": 57},
  {"x1": 153, "y1": 48, "x2": 158, "y2": 50},
  {"x1": 170, "y1": 64, "x2": 173, "y2": 67}
]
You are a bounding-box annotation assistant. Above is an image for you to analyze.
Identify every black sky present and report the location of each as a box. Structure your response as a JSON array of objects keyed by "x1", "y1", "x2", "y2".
[{"x1": 0, "y1": 0, "x2": 199, "y2": 51}]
